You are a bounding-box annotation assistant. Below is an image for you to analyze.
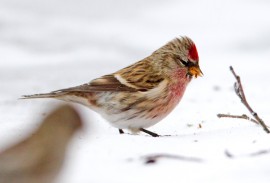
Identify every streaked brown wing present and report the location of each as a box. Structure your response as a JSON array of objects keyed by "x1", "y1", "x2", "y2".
[
  {"x1": 54, "y1": 58, "x2": 164, "y2": 93},
  {"x1": 53, "y1": 75, "x2": 141, "y2": 93},
  {"x1": 116, "y1": 59, "x2": 164, "y2": 90}
]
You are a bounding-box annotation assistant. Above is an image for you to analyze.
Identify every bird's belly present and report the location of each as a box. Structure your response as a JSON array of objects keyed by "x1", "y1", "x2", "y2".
[{"x1": 91, "y1": 88, "x2": 186, "y2": 130}]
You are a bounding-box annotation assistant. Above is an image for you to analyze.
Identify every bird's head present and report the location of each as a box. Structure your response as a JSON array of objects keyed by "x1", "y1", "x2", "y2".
[{"x1": 158, "y1": 36, "x2": 203, "y2": 78}]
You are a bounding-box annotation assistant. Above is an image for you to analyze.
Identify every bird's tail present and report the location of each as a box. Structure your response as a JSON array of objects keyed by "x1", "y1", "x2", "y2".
[{"x1": 21, "y1": 91, "x2": 67, "y2": 99}]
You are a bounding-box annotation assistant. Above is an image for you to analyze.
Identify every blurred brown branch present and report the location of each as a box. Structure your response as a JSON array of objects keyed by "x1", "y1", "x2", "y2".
[{"x1": 0, "y1": 105, "x2": 83, "y2": 183}]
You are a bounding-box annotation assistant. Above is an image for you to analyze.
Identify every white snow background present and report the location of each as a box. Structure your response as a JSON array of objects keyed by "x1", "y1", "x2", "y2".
[{"x1": 1, "y1": 0, "x2": 270, "y2": 182}]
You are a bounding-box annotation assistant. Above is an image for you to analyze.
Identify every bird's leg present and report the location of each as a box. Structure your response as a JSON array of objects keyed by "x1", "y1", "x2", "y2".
[
  {"x1": 139, "y1": 128, "x2": 159, "y2": 137},
  {"x1": 119, "y1": 129, "x2": 124, "y2": 134}
]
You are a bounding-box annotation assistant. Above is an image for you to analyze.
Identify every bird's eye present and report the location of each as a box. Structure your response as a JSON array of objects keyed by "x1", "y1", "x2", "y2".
[{"x1": 179, "y1": 59, "x2": 188, "y2": 67}]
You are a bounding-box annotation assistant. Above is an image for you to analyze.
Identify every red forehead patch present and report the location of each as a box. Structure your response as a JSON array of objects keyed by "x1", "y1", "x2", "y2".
[{"x1": 189, "y1": 44, "x2": 199, "y2": 61}]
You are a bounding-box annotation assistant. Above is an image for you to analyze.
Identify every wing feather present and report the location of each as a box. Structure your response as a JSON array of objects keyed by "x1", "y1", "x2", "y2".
[
  {"x1": 23, "y1": 58, "x2": 166, "y2": 99},
  {"x1": 53, "y1": 75, "x2": 140, "y2": 93},
  {"x1": 56, "y1": 58, "x2": 165, "y2": 93}
]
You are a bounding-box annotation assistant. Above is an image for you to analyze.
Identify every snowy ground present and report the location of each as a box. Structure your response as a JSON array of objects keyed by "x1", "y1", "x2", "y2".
[{"x1": 1, "y1": 0, "x2": 270, "y2": 182}]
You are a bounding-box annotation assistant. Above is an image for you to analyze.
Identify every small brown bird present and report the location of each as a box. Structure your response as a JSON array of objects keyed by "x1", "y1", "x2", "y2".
[
  {"x1": 0, "y1": 105, "x2": 83, "y2": 183},
  {"x1": 22, "y1": 36, "x2": 202, "y2": 137}
]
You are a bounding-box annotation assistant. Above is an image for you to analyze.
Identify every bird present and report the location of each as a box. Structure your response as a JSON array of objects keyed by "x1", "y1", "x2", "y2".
[
  {"x1": 22, "y1": 36, "x2": 202, "y2": 137},
  {"x1": 0, "y1": 105, "x2": 83, "y2": 183}
]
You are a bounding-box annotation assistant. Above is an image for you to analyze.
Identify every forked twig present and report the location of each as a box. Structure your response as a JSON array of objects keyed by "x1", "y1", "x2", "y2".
[{"x1": 229, "y1": 66, "x2": 269, "y2": 133}]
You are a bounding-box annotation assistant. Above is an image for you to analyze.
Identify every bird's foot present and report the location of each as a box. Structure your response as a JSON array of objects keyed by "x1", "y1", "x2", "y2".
[
  {"x1": 139, "y1": 128, "x2": 159, "y2": 137},
  {"x1": 119, "y1": 129, "x2": 124, "y2": 134}
]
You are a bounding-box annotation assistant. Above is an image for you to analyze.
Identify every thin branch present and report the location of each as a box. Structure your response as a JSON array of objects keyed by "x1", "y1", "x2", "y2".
[
  {"x1": 225, "y1": 148, "x2": 270, "y2": 158},
  {"x1": 224, "y1": 150, "x2": 234, "y2": 158},
  {"x1": 250, "y1": 149, "x2": 270, "y2": 156},
  {"x1": 217, "y1": 114, "x2": 259, "y2": 125},
  {"x1": 229, "y1": 66, "x2": 270, "y2": 133},
  {"x1": 142, "y1": 153, "x2": 203, "y2": 164}
]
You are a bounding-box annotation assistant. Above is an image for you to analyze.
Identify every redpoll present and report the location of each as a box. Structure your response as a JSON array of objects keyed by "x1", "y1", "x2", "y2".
[
  {"x1": 22, "y1": 36, "x2": 202, "y2": 137},
  {"x1": 0, "y1": 105, "x2": 83, "y2": 183}
]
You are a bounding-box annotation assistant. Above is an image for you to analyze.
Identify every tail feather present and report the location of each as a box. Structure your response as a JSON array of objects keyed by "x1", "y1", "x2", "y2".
[{"x1": 21, "y1": 91, "x2": 67, "y2": 99}]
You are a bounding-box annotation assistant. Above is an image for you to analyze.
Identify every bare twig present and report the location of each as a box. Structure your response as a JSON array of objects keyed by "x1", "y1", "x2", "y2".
[
  {"x1": 229, "y1": 66, "x2": 269, "y2": 133},
  {"x1": 224, "y1": 150, "x2": 234, "y2": 158},
  {"x1": 142, "y1": 153, "x2": 203, "y2": 164},
  {"x1": 217, "y1": 114, "x2": 259, "y2": 124},
  {"x1": 225, "y1": 148, "x2": 270, "y2": 158}
]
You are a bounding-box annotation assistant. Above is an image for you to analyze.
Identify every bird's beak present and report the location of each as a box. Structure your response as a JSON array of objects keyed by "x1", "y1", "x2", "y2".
[{"x1": 188, "y1": 65, "x2": 203, "y2": 78}]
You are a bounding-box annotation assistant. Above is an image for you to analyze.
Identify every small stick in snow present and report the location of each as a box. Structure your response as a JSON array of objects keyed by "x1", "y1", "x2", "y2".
[
  {"x1": 217, "y1": 114, "x2": 259, "y2": 124},
  {"x1": 224, "y1": 150, "x2": 234, "y2": 158},
  {"x1": 225, "y1": 148, "x2": 270, "y2": 158},
  {"x1": 229, "y1": 66, "x2": 270, "y2": 133},
  {"x1": 142, "y1": 153, "x2": 203, "y2": 164}
]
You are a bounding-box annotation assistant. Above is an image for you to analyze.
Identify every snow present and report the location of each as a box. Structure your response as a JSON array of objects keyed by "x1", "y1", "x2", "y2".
[{"x1": 1, "y1": 0, "x2": 270, "y2": 182}]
